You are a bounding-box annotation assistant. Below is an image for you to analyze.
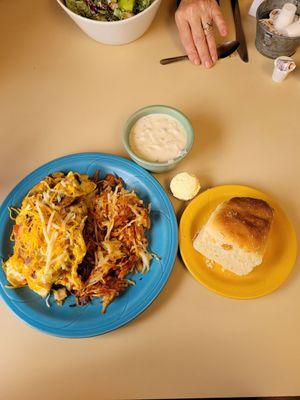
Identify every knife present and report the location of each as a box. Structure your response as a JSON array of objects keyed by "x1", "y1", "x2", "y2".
[
  {"x1": 231, "y1": 0, "x2": 249, "y2": 62},
  {"x1": 160, "y1": 40, "x2": 240, "y2": 65}
]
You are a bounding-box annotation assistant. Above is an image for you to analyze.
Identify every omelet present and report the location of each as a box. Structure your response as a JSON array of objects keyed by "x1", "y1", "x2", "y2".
[{"x1": 3, "y1": 172, "x2": 96, "y2": 298}]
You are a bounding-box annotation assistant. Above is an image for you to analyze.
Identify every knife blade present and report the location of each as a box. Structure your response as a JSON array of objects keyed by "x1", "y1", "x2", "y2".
[
  {"x1": 160, "y1": 40, "x2": 239, "y2": 65},
  {"x1": 231, "y1": 0, "x2": 249, "y2": 62}
]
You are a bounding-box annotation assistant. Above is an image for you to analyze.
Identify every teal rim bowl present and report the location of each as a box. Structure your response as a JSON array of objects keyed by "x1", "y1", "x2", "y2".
[{"x1": 122, "y1": 105, "x2": 194, "y2": 173}]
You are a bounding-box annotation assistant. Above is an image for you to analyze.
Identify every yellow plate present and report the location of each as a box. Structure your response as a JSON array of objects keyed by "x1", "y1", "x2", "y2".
[{"x1": 179, "y1": 185, "x2": 298, "y2": 299}]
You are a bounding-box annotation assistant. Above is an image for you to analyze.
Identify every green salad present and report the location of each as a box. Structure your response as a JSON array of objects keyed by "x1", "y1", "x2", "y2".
[{"x1": 65, "y1": 0, "x2": 154, "y2": 21}]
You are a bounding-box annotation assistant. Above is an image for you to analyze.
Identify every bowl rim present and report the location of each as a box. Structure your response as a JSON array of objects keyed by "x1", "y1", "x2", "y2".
[
  {"x1": 56, "y1": 0, "x2": 161, "y2": 25},
  {"x1": 122, "y1": 105, "x2": 195, "y2": 167}
]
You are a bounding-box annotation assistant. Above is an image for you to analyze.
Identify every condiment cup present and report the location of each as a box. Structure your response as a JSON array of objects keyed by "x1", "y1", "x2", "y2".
[
  {"x1": 122, "y1": 105, "x2": 194, "y2": 173},
  {"x1": 272, "y1": 56, "x2": 296, "y2": 82}
]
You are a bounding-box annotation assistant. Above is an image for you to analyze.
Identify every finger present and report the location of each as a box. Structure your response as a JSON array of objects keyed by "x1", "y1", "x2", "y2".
[
  {"x1": 213, "y1": 5, "x2": 228, "y2": 36},
  {"x1": 202, "y1": 17, "x2": 218, "y2": 63},
  {"x1": 189, "y1": 15, "x2": 212, "y2": 69},
  {"x1": 175, "y1": 13, "x2": 201, "y2": 65}
]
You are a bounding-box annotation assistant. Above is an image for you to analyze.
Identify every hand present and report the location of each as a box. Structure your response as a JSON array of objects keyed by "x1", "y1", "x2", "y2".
[{"x1": 175, "y1": 0, "x2": 228, "y2": 68}]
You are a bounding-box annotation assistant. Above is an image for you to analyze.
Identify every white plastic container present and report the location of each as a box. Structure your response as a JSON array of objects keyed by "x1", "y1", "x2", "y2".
[
  {"x1": 284, "y1": 20, "x2": 300, "y2": 37},
  {"x1": 56, "y1": 0, "x2": 162, "y2": 45},
  {"x1": 249, "y1": 0, "x2": 264, "y2": 17},
  {"x1": 272, "y1": 56, "x2": 296, "y2": 82},
  {"x1": 274, "y1": 3, "x2": 297, "y2": 31}
]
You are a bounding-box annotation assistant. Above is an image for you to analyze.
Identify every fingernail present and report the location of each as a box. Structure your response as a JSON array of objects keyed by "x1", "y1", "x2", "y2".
[
  {"x1": 205, "y1": 61, "x2": 212, "y2": 68},
  {"x1": 194, "y1": 58, "x2": 200, "y2": 65}
]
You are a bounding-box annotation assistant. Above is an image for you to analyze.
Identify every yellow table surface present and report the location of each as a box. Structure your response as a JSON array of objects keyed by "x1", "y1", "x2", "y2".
[{"x1": 0, "y1": 1, "x2": 300, "y2": 399}]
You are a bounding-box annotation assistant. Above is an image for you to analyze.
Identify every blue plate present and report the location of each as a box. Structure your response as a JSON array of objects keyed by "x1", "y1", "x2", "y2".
[{"x1": 0, "y1": 153, "x2": 178, "y2": 338}]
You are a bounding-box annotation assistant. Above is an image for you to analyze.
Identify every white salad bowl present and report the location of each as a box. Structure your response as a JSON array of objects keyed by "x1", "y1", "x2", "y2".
[{"x1": 56, "y1": 0, "x2": 162, "y2": 45}]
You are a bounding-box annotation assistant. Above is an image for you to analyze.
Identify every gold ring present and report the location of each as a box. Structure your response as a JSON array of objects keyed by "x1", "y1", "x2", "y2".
[{"x1": 202, "y1": 21, "x2": 213, "y2": 34}]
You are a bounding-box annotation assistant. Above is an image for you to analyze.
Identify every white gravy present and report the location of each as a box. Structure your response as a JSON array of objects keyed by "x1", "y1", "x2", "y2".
[{"x1": 129, "y1": 113, "x2": 187, "y2": 163}]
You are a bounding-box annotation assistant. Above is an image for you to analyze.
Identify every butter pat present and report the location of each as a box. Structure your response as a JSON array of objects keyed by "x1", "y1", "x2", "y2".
[{"x1": 170, "y1": 172, "x2": 201, "y2": 201}]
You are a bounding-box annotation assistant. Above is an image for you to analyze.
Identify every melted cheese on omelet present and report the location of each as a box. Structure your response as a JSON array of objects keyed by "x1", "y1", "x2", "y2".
[{"x1": 3, "y1": 172, "x2": 96, "y2": 298}]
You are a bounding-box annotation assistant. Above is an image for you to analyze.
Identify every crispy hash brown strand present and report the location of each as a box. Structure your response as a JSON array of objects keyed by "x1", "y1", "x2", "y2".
[{"x1": 76, "y1": 174, "x2": 152, "y2": 312}]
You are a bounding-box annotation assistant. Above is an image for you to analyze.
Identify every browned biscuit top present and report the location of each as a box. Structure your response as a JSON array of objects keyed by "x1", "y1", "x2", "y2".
[{"x1": 211, "y1": 197, "x2": 274, "y2": 253}]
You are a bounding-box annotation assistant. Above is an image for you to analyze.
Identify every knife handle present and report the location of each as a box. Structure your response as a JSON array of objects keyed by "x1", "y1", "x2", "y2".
[
  {"x1": 231, "y1": 0, "x2": 249, "y2": 62},
  {"x1": 160, "y1": 55, "x2": 189, "y2": 65}
]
